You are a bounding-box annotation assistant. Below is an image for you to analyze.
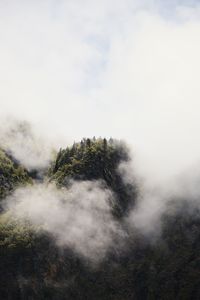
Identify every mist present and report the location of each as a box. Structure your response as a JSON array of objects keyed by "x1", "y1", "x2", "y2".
[
  {"x1": 0, "y1": 117, "x2": 55, "y2": 170},
  {"x1": 1, "y1": 0, "x2": 200, "y2": 182},
  {"x1": 1, "y1": 0, "x2": 200, "y2": 259},
  {"x1": 4, "y1": 181, "x2": 123, "y2": 262}
]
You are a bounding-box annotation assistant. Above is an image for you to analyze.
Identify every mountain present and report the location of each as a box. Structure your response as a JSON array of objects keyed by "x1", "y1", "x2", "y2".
[
  {"x1": 0, "y1": 138, "x2": 199, "y2": 300},
  {"x1": 0, "y1": 149, "x2": 31, "y2": 201},
  {"x1": 49, "y1": 138, "x2": 137, "y2": 216}
]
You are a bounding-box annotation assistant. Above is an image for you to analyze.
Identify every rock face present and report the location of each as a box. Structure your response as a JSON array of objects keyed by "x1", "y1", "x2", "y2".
[{"x1": 0, "y1": 139, "x2": 200, "y2": 300}]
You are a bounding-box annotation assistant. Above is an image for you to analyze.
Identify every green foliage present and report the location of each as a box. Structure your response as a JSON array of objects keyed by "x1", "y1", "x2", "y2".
[
  {"x1": 0, "y1": 149, "x2": 31, "y2": 200},
  {"x1": 0, "y1": 213, "x2": 35, "y2": 249},
  {"x1": 50, "y1": 138, "x2": 136, "y2": 216},
  {"x1": 51, "y1": 138, "x2": 127, "y2": 180},
  {"x1": 0, "y1": 139, "x2": 200, "y2": 299}
]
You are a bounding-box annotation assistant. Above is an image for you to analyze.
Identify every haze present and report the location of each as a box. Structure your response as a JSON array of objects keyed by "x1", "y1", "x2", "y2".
[{"x1": 1, "y1": 0, "x2": 200, "y2": 183}]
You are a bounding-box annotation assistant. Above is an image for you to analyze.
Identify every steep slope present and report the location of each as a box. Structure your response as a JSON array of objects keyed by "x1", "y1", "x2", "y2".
[
  {"x1": 0, "y1": 149, "x2": 31, "y2": 201},
  {"x1": 0, "y1": 139, "x2": 200, "y2": 300},
  {"x1": 50, "y1": 138, "x2": 137, "y2": 216}
]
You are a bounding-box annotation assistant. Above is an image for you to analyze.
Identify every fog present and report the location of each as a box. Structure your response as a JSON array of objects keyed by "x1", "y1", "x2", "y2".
[
  {"x1": 1, "y1": 0, "x2": 200, "y2": 259},
  {"x1": 0, "y1": 117, "x2": 55, "y2": 170},
  {"x1": 4, "y1": 181, "x2": 123, "y2": 262},
  {"x1": 1, "y1": 0, "x2": 200, "y2": 182}
]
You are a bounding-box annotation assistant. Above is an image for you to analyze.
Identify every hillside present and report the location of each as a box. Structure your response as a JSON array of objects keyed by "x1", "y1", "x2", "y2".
[
  {"x1": 50, "y1": 138, "x2": 137, "y2": 216},
  {"x1": 0, "y1": 139, "x2": 200, "y2": 300},
  {"x1": 0, "y1": 149, "x2": 31, "y2": 201}
]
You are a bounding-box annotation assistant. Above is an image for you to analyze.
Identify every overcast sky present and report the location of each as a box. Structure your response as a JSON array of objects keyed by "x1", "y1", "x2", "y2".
[{"x1": 1, "y1": 0, "x2": 200, "y2": 181}]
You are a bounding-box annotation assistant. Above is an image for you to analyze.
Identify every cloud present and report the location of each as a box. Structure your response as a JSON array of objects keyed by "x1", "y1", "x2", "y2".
[
  {"x1": 0, "y1": 117, "x2": 55, "y2": 170},
  {"x1": 1, "y1": 0, "x2": 200, "y2": 241},
  {"x1": 4, "y1": 181, "x2": 123, "y2": 262},
  {"x1": 0, "y1": 0, "x2": 200, "y2": 182},
  {"x1": 119, "y1": 157, "x2": 200, "y2": 236},
  {"x1": 95, "y1": 8, "x2": 200, "y2": 182}
]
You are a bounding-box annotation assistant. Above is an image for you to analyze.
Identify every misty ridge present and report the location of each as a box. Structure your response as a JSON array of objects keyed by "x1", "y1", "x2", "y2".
[
  {"x1": 4, "y1": 181, "x2": 122, "y2": 262},
  {"x1": 1, "y1": 118, "x2": 200, "y2": 262},
  {"x1": 0, "y1": 118, "x2": 200, "y2": 300},
  {"x1": 1, "y1": 0, "x2": 200, "y2": 298}
]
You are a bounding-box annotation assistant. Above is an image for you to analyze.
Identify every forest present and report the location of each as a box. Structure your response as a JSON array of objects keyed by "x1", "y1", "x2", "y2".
[{"x1": 0, "y1": 138, "x2": 199, "y2": 300}]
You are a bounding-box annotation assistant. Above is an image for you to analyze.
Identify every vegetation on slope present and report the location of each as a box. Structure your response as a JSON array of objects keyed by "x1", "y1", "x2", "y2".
[
  {"x1": 50, "y1": 137, "x2": 137, "y2": 216},
  {"x1": 0, "y1": 149, "x2": 31, "y2": 200},
  {"x1": 0, "y1": 139, "x2": 200, "y2": 300}
]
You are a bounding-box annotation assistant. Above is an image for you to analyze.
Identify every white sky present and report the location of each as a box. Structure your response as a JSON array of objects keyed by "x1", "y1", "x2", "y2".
[{"x1": 1, "y1": 0, "x2": 200, "y2": 181}]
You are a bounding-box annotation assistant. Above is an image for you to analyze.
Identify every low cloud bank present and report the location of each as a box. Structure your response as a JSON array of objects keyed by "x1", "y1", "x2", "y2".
[
  {"x1": 4, "y1": 181, "x2": 123, "y2": 262},
  {"x1": 0, "y1": 117, "x2": 55, "y2": 171},
  {"x1": 119, "y1": 158, "x2": 200, "y2": 237},
  {"x1": 1, "y1": 119, "x2": 200, "y2": 261}
]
